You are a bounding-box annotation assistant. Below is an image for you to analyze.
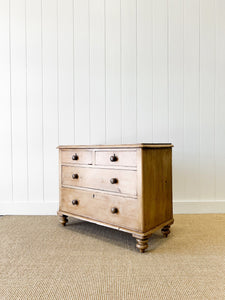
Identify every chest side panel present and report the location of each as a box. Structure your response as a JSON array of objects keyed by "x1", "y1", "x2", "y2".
[{"x1": 142, "y1": 148, "x2": 173, "y2": 232}]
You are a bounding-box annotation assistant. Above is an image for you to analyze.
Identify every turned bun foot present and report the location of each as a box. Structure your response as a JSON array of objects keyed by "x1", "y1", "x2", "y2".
[
  {"x1": 59, "y1": 215, "x2": 68, "y2": 226},
  {"x1": 161, "y1": 225, "x2": 170, "y2": 237},
  {"x1": 135, "y1": 237, "x2": 149, "y2": 253}
]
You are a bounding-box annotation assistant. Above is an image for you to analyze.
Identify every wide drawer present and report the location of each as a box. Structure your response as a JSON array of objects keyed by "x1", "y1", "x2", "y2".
[
  {"x1": 95, "y1": 150, "x2": 136, "y2": 167},
  {"x1": 60, "y1": 188, "x2": 139, "y2": 230},
  {"x1": 61, "y1": 149, "x2": 92, "y2": 165},
  {"x1": 61, "y1": 166, "x2": 137, "y2": 196}
]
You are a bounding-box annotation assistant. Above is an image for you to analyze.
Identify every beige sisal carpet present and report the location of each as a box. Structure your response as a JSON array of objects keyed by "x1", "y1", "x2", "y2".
[{"x1": 0, "y1": 214, "x2": 224, "y2": 299}]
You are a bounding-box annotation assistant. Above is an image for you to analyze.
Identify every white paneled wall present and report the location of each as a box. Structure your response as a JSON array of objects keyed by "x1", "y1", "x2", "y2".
[{"x1": 0, "y1": 0, "x2": 225, "y2": 215}]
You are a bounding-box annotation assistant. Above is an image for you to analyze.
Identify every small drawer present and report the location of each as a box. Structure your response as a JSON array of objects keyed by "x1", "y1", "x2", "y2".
[
  {"x1": 61, "y1": 166, "x2": 137, "y2": 196},
  {"x1": 60, "y1": 188, "x2": 139, "y2": 230},
  {"x1": 95, "y1": 150, "x2": 136, "y2": 167},
  {"x1": 61, "y1": 149, "x2": 92, "y2": 165}
]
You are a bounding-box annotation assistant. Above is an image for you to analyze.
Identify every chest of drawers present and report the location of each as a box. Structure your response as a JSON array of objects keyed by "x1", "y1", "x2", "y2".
[{"x1": 57, "y1": 144, "x2": 174, "y2": 253}]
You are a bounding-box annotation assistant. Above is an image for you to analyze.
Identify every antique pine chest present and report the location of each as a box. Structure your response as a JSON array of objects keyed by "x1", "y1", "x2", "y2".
[{"x1": 57, "y1": 144, "x2": 174, "y2": 252}]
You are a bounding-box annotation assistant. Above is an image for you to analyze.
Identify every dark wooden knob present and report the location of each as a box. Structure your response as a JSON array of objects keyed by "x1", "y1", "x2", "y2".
[
  {"x1": 110, "y1": 178, "x2": 118, "y2": 184},
  {"x1": 110, "y1": 154, "x2": 118, "y2": 162},
  {"x1": 111, "y1": 207, "x2": 118, "y2": 214},
  {"x1": 72, "y1": 173, "x2": 79, "y2": 179},
  {"x1": 72, "y1": 153, "x2": 78, "y2": 160},
  {"x1": 72, "y1": 199, "x2": 79, "y2": 206}
]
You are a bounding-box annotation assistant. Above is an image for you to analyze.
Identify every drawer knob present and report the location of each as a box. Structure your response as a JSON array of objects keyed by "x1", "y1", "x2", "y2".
[
  {"x1": 110, "y1": 178, "x2": 118, "y2": 184},
  {"x1": 72, "y1": 173, "x2": 79, "y2": 179},
  {"x1": 72, "y1": 153, "x2": 79, "y2": 160},
  {"x1": 72, "y1": 199, "x2": 79, "y2": 206},
  {"x1": 110, "y1": 154, "x2": 118, "y2": 162},
  {"x1": 111, "y1": 207, "x2": 118, "y2": 214}
]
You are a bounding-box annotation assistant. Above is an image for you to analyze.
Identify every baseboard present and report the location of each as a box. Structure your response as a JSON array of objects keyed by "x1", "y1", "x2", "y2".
[
  {"x1": 0, "y1": 200, "x2": 225, "y2": 215},
  {"x1": 173, "y1": 200, "x2": 225, "y2": 214},
  {"x1": 0, "y1": 202, "x2": 59, "y2": 215}
]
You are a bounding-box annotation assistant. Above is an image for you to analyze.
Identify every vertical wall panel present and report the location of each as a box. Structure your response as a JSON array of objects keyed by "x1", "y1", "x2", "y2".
[
  {"x1": 215, "y1": 0, "x2": 225, "y2": 200},
  {"x1": 183, "y1": 0, "x2": 200, "y2": 200},
  {"x1": 74, "y1": 0, "x2": 90, "y2": 145},
  {"x1": 137, "y1": 0, "x2": 153, "y2": 143},
  {"x1": 42, "y1": 0, "x2": 58, "y2": 202},
  {"x1": 199, "y1": 0, "x2": 215, "y2": 200},
  {"x1": 168, "y1": 0, "x2": 184, "y2": 201},
  {"x1": 26, "y1": 0, "x2": 43, "y2": 202},
  {"x1": 0, "y1": 0, "x2": 12, "y2": 203},
  {"x1": 58, "y1": 0, "x2": 74, "y2": 145},
  {"x1": 121, "y1": 0, "x2": 137, "y2": 143},
  {"x1": 0, "y1": 0, "x2": 225, "y2": 214},
  {"x1": 152, "y1": 0, "x2": 168, "y2": 142},
  {"x1": 105, "y1": 0, "x2": 121, "y2": 144},
  {"x1": 10, "y1": 0, "x2": 28, "y2": 202},
  {"x1": 89, "y1": 0, "x2": 105, "y2": 144}
]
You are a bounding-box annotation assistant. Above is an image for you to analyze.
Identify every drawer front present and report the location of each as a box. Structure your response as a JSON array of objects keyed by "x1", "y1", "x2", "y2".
[
  {"x1": 95, "y1": 150, "x2": 136, "y2": 167},
  {"x1": 61, "y1": 149, "x2": 92, "y2": 165},
  {"x1": 61, "y1": 166, "x2": 137, "y2": 196},
  {"x1": 60, "y1": 188, "x2": 139, "y2": 230}
]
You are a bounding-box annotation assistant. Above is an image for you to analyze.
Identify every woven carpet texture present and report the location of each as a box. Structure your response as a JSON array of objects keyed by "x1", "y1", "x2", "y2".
[{"x1": 0, "y1": 214, "x2": 224, "y2": 300}]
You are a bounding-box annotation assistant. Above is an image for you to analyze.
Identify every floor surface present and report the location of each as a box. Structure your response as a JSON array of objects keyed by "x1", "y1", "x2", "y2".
[{"x1": 0, "y1": 214, "x2": 224, "y2": 299}]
